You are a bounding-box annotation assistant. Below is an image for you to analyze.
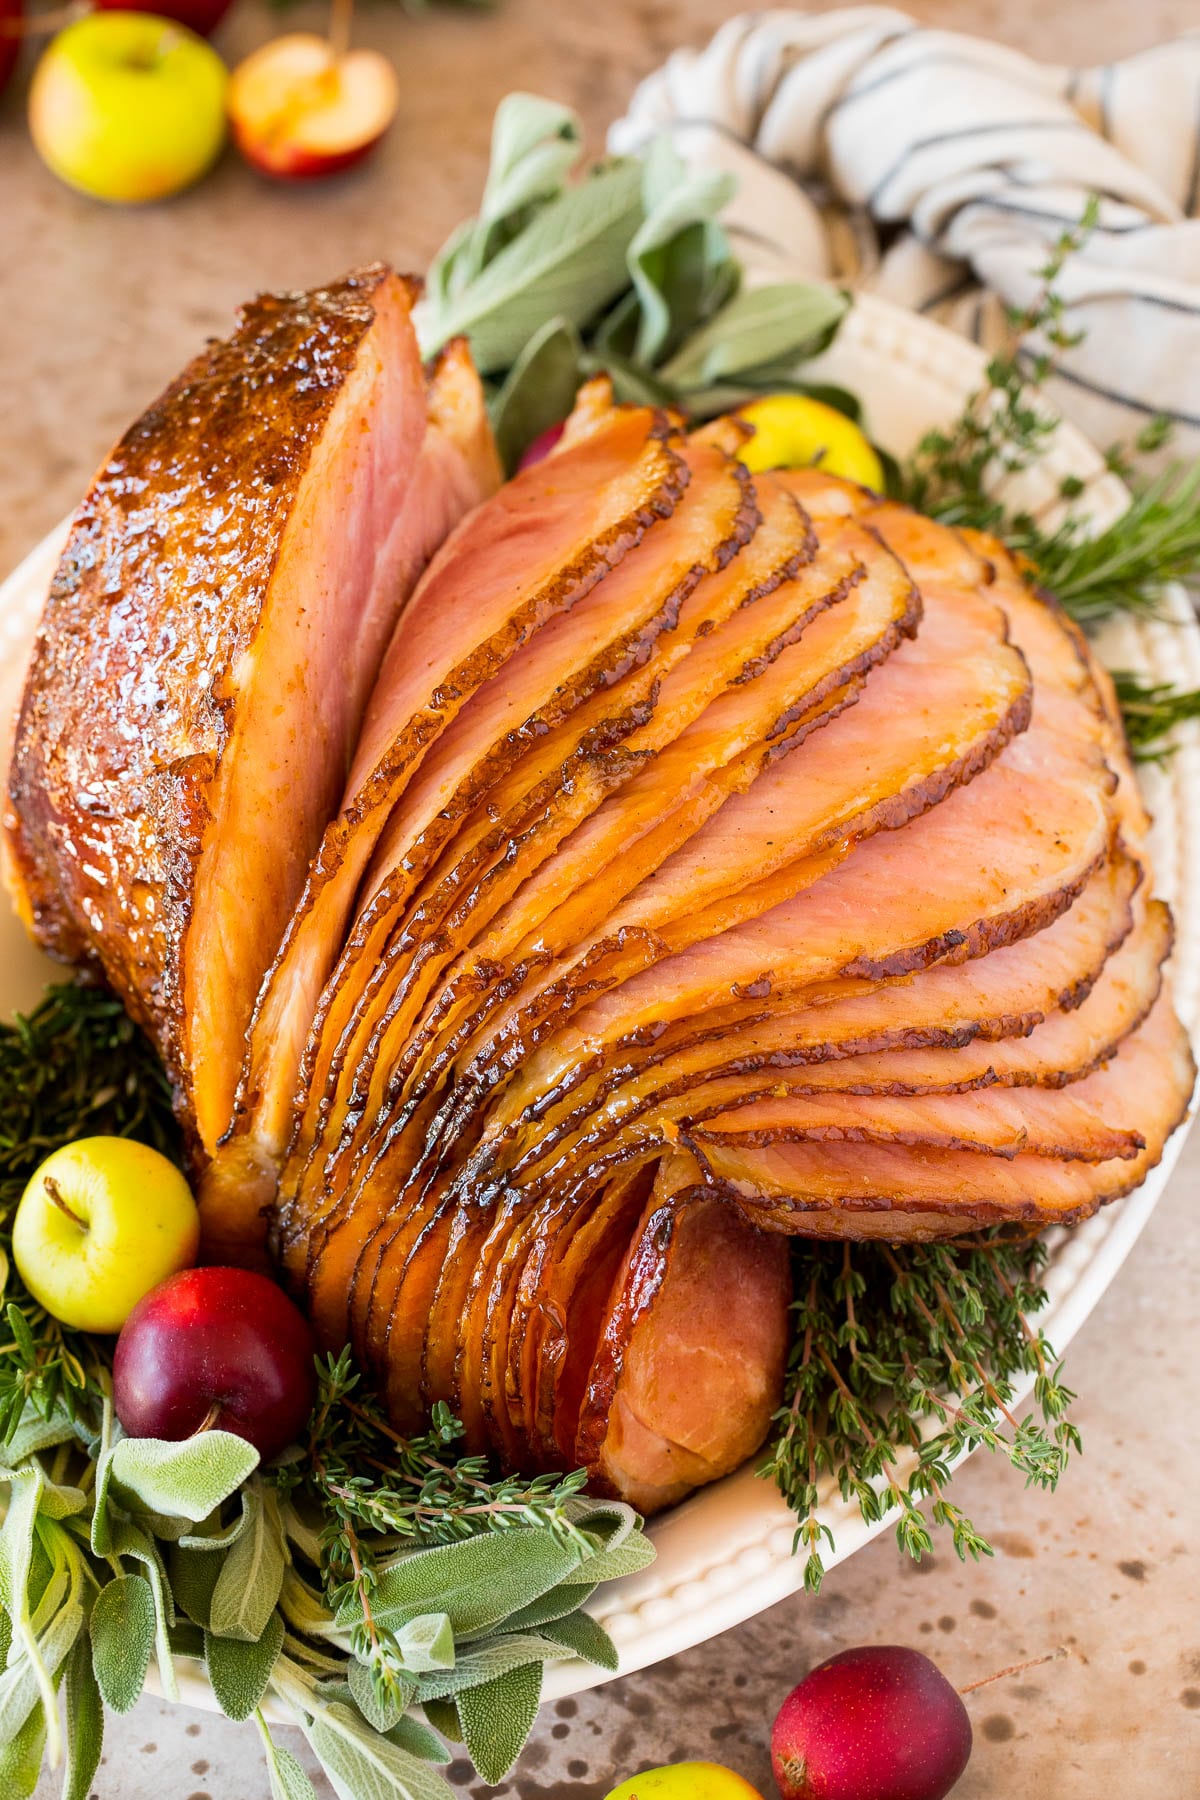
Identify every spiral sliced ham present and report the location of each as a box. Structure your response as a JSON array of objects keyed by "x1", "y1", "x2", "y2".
[{"x1": 9, "y1": 299, "x2": 1193, "y2": 1515}]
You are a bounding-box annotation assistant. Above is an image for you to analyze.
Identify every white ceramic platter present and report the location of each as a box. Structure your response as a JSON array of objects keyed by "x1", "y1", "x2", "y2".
[{"x1": 1, "y1": 292, "x2": 1196, "y2": 1713}]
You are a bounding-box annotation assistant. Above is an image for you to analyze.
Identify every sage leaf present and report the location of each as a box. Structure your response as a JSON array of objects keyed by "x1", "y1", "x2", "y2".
[
  {"x1": 420, "y1": 1697, "x2": 463, "y2": 1745},
  {"x1": 208, "y1": 1482, "x2": 287, "y2": 1643},
  {"x1": 492, "y1": 1579, "x2": 598, "y2": 1635},
  {"x1": 0, "y1": 1598, "x2": 81, "y2": 1751},
  {"x1": 415, "y1": 1632, "x2": 572, "y2": 1702},
  {"x1": 490, "y1": 316, "x2": 584, "y2": 473},
  {"x1": 307, "y1": 1702, "x2": 455, "y2": 1800},
  {"x1": 168, "y1": 1619, "x2": 206, "y2": 1662},
  {"x1": 0, "y1": 1466, "x2": 42, "y2": 1618},
  {"x1": 0, "y1": 1693, "x2": 45, "y2": 1799},
  {"x1": 261, "y1": 1734, "x2": 319, "y2": 1800},
  {"x1": 177, "y1": 1505, "x2": 250, "y2": 1552},
  {"x1": 347, "y1": 1657, "x2": 404, "y2": 1735},
  {"x1": 363, "y1": 1529, "x2": 582, "y2": 1638},
  {"x1": 90, "y1": 1574, "x2": 155, "y2": 1713},
  {"x1": 627, "y1": 135, "x2": 736, "y2": 364},
  {"x1": 0, "y1": 1467, "x2": 64, "y2": 1761},
  {"x1": 109, "y1": 1432, "x2": 259, "y2": 1523},
  {"x1": 395, "y1": 1612, "x2": 455, "y2": 1674},
  {"x1": 34, "y1": 1481, "x2": 86, "y2": 1522},
  {"x1": 424, "y1": 159, "x2": 644, "y2": 372},
  {"x1": 423, "y1": 95, "x2": 582, "y2": 316},
  {"x1": 279, "y1": 1565, "x2": 339, "y2": 1641},
  {"x1": 535, "y1": 1608, "x2": 619, "y2": 1670},
  {"x1": 660, "y1": 283, "x2": 849, "y2": 390},
  {"x1": 385, "y1": 1714, "x2": 452, "y2": 1766},
  {"x1": 481, "y1": 93, "x2": 581, "y2": 229},
  {"x1": 110, "y1": 1519, "x2": 178, "y2": 1702},
  {"x1": 169, "y1": 1542, "x2": 224, "y2": 1628},
  {"x1": 62, "y1": 1632, "x2": 103, "y2": 1800},
  {"x1": 89, "y1": 1402, "x2": 115, "y2": 1558},
  {"x1": 457, "y1": 1660, "x2": 542, "y2": 1785},
  {"x1": 206, "y1": 1610, "x2": 284, "y2": 1722},
  {"x1": 1, "y1": 1411, "x2": 77, "y2": 1465},
  {"x1": 570, "y1": 1532, "x2": 656, "y2": 1584}
]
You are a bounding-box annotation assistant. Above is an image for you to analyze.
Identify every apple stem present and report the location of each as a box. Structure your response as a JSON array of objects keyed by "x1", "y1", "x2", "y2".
[
  {"x1": 959, "y1": 1646, "x2": 1070, "y2": 1695},
  {"x1": 42, "y1": 1175, "x2": 86, "y2": 1233},
  {"x1": 328, "y1": 0, "x2": 353, "y2": 63},
  {"x1": 193, "y1": 1402, "x2": 224, "y2": 1435}
]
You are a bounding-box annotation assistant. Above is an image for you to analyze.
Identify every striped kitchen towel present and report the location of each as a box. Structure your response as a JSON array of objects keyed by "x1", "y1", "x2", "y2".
[{"x1": 610, "y1": 6, "x2": 1200, "y2": 460}]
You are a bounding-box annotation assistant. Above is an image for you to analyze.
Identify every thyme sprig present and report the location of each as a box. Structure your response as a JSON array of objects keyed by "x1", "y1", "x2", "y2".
[
  {"x1": 762, "y1": 1235, "x2": 1079, "y2": 1593},
  {"x1": 898, "y1": 198, "x2": 1200, "y2": 639},
  {"x1": 901, "y1": 198, "x2": 1101, "y2": 535},
  {"x1": 272, "y1": 1351, "x2": 595, "y2": 1714}
]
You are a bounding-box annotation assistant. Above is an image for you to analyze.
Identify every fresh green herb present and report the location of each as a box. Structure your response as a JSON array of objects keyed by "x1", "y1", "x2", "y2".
[
  {"x1": 763, "y1": 1236, "x2": 1078, "y2": 1593},
  {"x1": 900, "y1": 199, "x2": 1102, "y2": 535},
  {"x1": 1025, "y1": 462, "x2": 1200, "y2": 625},
  {"x1": 416, "y1": 94, "x2": 848, "y2": 468},
  {"x1": 1110, "y1": 671, "x2": 1200, "y2": 761},
  {"x1": 0, "y1": 982, "x2": 177, "y2": 1437}
]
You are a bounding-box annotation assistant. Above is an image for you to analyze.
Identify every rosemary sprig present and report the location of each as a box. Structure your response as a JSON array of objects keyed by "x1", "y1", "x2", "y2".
[
  {"x1": 761, "y1": 1234, "x2": 1079, "y2": 1594},
  {"x1": 1110, "y1": 671, "x2": 1200, "y2": 761},
  {"x1": 1025, "y1": 463, "x2": 1200, "y2": 624}
]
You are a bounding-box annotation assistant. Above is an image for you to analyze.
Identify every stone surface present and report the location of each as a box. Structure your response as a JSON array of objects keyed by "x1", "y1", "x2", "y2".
[{"x1": 3, "y1": 2, "x2": 1197, "y2": 1796}]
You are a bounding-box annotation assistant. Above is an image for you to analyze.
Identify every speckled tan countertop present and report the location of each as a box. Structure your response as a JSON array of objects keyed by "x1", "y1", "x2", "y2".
[{"x1": 3, "y1": 3, "x2": 1199, "y2": 1796}]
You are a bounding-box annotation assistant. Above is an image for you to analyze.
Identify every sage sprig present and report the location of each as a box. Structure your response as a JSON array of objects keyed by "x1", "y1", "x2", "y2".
[
  {"x1": 415, "y1": 94, "x2": 849, "y2": 468},
  {"x1": 0, "y1": 1369, "x2": 653, "y2": 1798}
]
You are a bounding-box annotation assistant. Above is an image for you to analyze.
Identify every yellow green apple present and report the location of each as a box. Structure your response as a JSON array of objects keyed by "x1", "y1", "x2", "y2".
[
  {"x1": 29, "y1": 11, "x2": 227, "y2": 204},
  {"x1": 738, "y1": 394, "x2": 884, "y2": 490},
  {"x1": 604, "y1": 1765, "x2": 765, "y2": 1800},
  {"x1": 13, "y1": 1137, "x2": 199, "y2": 1332}
]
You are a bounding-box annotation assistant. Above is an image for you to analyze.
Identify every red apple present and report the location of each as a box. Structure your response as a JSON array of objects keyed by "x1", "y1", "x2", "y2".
[
  {"x1": 228, "y1": 31, "x2": 397, "y2": 180},
  {"x1": 518, "y1": 421, "x2": 566, "y2": 471},
  {"x1": 93, "y1": 0, "x2": 235, "y2": 38},
  {"x1": 113, "y1": 1266, "x2": 317, "y2": 1463},
  {"x1": 0, "y1": 0, "x2": 24, "y2": 96},
  {"x1": 771, "y1": 1646, "x2": 972, "y2": 1800}
]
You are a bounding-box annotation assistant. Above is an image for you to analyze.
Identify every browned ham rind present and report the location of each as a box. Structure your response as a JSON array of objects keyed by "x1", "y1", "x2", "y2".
[{"x1": 8, "y1": 267, "x2": 496, "y2": 1186}]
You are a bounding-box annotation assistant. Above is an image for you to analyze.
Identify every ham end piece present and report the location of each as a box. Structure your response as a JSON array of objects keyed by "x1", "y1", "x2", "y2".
[{"x1": 7, "y1": 264, "x2": 498, "y2": 1178}]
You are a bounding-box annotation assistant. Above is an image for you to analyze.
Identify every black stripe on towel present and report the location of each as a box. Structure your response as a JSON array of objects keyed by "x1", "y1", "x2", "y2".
[{"x1": 868, "y1": 119, "x2": 1091, "y2": 212}]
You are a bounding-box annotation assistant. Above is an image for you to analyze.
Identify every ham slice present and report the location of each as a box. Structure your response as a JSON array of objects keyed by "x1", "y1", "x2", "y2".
[
  {"x1": 8, "y1": 267, "x2": 495, "y2": 1177},
  {"x1": 206, "y1": 384, "x2": 685, "y2": 1254},
  {"x1": 573, "y1": 1156, "x2": 791, "y2": 1510},
  {"x1": 689, "y1": 993, "x2": 1194, "y2": 1238}
]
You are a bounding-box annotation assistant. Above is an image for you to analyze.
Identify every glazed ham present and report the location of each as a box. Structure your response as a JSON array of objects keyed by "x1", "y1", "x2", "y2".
[
  {"x1": 8, "y1": 267, "x2": 499, "y2": 1164},
  {"x1": 7, "y1": 291, "x2": 1193, "y2": 1514}
]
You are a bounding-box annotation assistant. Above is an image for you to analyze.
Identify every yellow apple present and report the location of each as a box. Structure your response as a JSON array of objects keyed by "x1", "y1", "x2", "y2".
[
  {"x1": 738, "y1": 394, "x2": 884, "y2": 491},
  {"x1": 604, "y1": 1764, "x2": 765, "y2": 1800},
  {"x1": 13, "y1": 1137, "x2": 199, "y2": 1333},
  {"x1": 29, "y1": 11, "x2": 227, "y2": 204}
]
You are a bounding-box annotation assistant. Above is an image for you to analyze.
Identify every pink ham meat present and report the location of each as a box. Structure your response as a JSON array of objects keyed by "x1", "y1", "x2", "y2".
[
  {"x1": 689, "y1": 994, "x2": 1194, "y2": 1238},
  {"x1": 8, "y1": 266, "x2": 496, "y2": 1175},
  {"x1": 573, "y1": 1156, "x2": 792, "y2": 1511},
  {"x1": 204, "y1": 385, "x2": 686, "y2": 1255}
]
